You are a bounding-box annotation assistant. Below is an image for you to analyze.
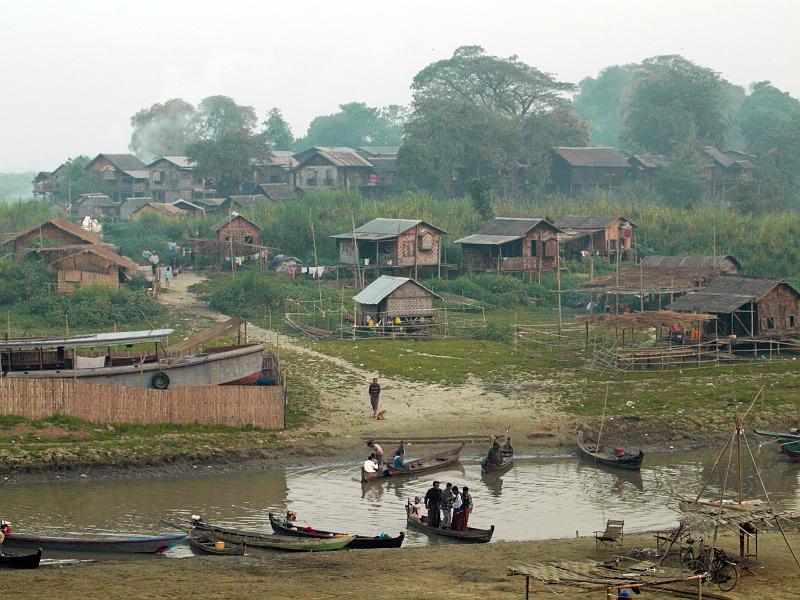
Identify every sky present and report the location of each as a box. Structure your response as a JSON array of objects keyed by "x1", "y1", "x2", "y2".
[{"x1": 1, "y1": 0, "x2": 798, "y2": 172}]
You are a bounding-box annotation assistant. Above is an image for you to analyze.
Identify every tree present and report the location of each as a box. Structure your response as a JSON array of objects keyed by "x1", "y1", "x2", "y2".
[
  {"x1": 467, "y1": 177, "x2": 493, "y2": 219},
  {"x1": 623, "y1": 55, "x2": 726, "y2": 154},
  {"x1": 739, "y1": 82, "x2": 800, "y2": 200},
  {"x1": 397, "y1": 46, "x2": 581, "y2": 194},
  {"x1": 654, "y1": 137, "x2": 707, "y2": 206},
  {"x1": 412, "y1": 45, "x2": 574, "y2": 119},
  {"x1": 196, "y1": 95, "x2": 257, "y2": 141},
  {"x1": 261, "y1": 107, "x2": 294, "y2": 150},
  {"x1": 187, "y1": 132, "x2": 267, "y2": 196},
  {"x1": 572, "y1": 64, "x2": 637, "y2": 147},
  {"x1": 297, "y1": 102, "x2": 405, "y2": 148},
  {"x1": 54, "y1": 155, "x2": 97, "y2": 202},
  {"x1": 129, "y1": 99, "x2": 197, "y2": 161}
]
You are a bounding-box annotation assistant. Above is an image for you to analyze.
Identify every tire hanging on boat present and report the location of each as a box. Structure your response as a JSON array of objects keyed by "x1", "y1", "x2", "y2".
[{"x1": 151, "y1": 371, "x2": 170, "y2": 389}]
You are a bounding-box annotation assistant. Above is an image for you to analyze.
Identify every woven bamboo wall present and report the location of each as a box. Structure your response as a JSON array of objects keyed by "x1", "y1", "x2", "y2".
[{"x1": 0, "y1": 379, "x2": 285, "y2": 429}]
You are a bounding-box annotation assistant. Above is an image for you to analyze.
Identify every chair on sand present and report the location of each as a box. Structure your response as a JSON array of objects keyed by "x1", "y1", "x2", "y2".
[{"x1": 595, "y1": 519, "x2": 624, "y2": 548}]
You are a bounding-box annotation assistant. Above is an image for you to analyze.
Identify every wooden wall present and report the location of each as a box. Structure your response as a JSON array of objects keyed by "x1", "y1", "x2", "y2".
[
  {"x1": 396, "y1": 225, "x2": 441, "y2": 267},
  {"x1": 758, "y1": 283, "x2": 800, "y2": 335},
  {"x1": 0, "y1": 379, "x2": 285, "y2": 429}
]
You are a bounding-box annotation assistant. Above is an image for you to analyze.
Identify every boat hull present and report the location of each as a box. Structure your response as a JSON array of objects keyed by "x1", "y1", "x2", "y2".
[
  {"x1": 268, "y1": 513, "x2": 404, "y2": 549},
  {"x1": 0, "y1": 549, "x2": 42, "y2": 569},
  {"x1": 4, "y1": 344, "x2": 264, "y2": 388},
  {"x1": 405, "y1": 505, "x2": 493, "y2": 543},
  {"x1": 361, "y1": 442, "x2": 465, "y2": 482},
  {"x1": 577, "y1": 430, "x2": 643, "y2": 471},
  {"x1": 481, "y1": 452, "x2": 514, "y2": 474},
  {"x1": 193, "y1": 522, "x2": 353, "y2": 552},
  {"x1": 188, "y1": 530, "x2": 245, "y2": 556},
  {"x1": 2, "y1": 533, "x2": 186, "y2": 554}
]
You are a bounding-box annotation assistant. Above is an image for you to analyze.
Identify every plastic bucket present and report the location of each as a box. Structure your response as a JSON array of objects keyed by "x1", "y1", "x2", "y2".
[{"x1": 215, "y1": 540, "x2": 225, "y2": 551}]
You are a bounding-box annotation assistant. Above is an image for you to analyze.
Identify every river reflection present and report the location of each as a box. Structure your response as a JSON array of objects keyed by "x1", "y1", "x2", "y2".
[{"x1": 1, "y1": 448, "x2": 797, "y2": 549}]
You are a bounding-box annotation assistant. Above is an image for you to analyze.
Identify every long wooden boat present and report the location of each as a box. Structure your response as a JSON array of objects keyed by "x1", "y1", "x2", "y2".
[
  {"x1": 2, "y1": 532, "x2": 186, "y2": 554},
  {"x1": 404, "y1": 503, "x2": 493, "y2": 543},
  {"x1": 192, "y1": 521, "x2": 354, "y2": 552},
  {"x1": 188, "y1": 528, "x2": 245, "y2": 556},
  {"x1": 268, "y1": 513, "x2": 404, "y2": 549},
  {"x1": 361, "y1": 442, "x2": 465, "y2": 482},
  {"x1": 0, "y1": 328, "x2": 264, "y2": 388},
  {"x1": 576, "y1": 430, "x2": 643, "y2": 471},
  {"x1": 481, "y1": 449, "x2": 514, "y2": 474},
  {"x1": 755, "y1": 429, "x2": 800, "y2": 461},
  {"x1": 0, "y1": 548, "x2": 42, "y2": 569}
]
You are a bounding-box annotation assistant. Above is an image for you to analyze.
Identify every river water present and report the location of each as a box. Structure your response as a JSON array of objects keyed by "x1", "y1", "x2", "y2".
[{"x1": 1, "y1": 447, "x2": 797, "y2": 554}]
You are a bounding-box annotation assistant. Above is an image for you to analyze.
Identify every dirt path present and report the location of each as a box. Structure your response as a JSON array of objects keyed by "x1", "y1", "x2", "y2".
[{"x1": 159, "y1": 273, "x2": 568, "y2": 452}]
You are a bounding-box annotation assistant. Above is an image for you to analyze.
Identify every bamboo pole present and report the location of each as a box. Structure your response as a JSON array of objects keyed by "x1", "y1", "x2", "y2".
[{"x1": 596, "y1": 383, "x2": 610, "y2": 451}]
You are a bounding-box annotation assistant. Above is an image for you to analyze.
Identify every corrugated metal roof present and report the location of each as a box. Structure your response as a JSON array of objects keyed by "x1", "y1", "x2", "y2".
[
  {"x1": 630, "y1": 153, "x2": 670, "y2": 169},
  {"x1": 554, "y1": 216, "x2": 635, "y2": 230},
  {"x1": 93, "y1": 154, "x2": 146, "y2": 171},
  {"x1": 0, "y1": 329, "x2": 174, "y2": 350},
  {"x1": 123, "y1": 169, "x2": 151, "y2": 180},
  {"x1": 640, "y1": 255, "x2": 741, "y2": 269},
  {"x1": 331, "y1": 218, "x2": 446, "y2": 240},
  {"x1": 295, "y1": 147, "x2": 373, "y2": 169},
  {"x1": 358, "y1": 146, "x2": 400, "y2": 157},
  {"x1": 453, "y1": 234, "x2": 522, "y2": 246},
  {"x1": 256, "y1": 184, "x2": 298, "y2": 201},
  {"x1": 134, "y1": 202, "x2": 187, "y2": 217},
  {"x1": 455, "y1": 217, "x2": 561, "y2": 244},
  {"x1": 701, "y1": 146, "x2": 736, "y2": 168},
  {"x1": 148, "y1": 156, "x2": 193, "y2": 169},
  {"x1": 353, "y1": 276, "x2": 442, "y2": 305},
  {"x1": 553, "y1": 147, "x2": 631, "y2": 168},
  {"x1": 228, "y1": 194, "x2": 269, "y2": 208},
  {"x1": 668, "y1": 276, "x2": 790, "y2": 313}
]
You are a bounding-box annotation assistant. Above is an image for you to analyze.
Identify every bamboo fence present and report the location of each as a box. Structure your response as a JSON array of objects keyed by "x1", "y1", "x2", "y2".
[{"x1": 0, "y1": 378, "x2": 285, "y2": 429}]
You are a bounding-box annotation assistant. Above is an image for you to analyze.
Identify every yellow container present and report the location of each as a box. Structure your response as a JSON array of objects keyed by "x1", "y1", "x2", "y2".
[{"x1": 214, "y1": 540, "x2": 225, "y2": 551}]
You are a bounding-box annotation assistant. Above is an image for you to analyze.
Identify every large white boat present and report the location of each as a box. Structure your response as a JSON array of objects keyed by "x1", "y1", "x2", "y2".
[{"x1": 0, "y1": 327, "x2": 265, "y2": 389}]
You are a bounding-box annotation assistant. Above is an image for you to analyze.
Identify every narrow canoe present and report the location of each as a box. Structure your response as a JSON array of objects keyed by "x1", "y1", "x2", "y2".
[
  {"x1": 481, "y1": 450, "x2": 514, "y2": 474},
  {"x1": 2, "y1": 533, "x2": 186, "y2": 554},
  {"x1": 0, "y1": 549, "x2": 42, "y2": 569},
  {"x1": 188, "y1": 528, "x2": 245, "y2": 556},
  {"x1": 576, "y1": 430, "x2": 643, "y2": 471},
  {"x1": 754, "y1": 429, "x2": 800, "y2": 461},
  {"x1": 362, "y1": 442, "x2": 465, "y2": 482},
  {"x1": 268, "y1": 513, "x2": 404, "y2": 549},
  {"x1": 192, "y1": 521, "x2": 354, "y2": 552},
  {"x1": 404, "y1": 503, "x2": 493, "y2": 543}
]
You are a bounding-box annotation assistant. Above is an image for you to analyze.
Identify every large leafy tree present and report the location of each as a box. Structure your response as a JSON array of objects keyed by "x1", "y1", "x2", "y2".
[
  {"x1": 187, "y1": 131, "x2": 267, "y2": 196},
  {"x1": 261, "y1": 107, "x2": 294, "y2": 151},
  {"x1": 397, "y1": 46, "x2": 581, "y2": 195},
  {"x1": 54, "y1": 155, "x2": 97, "y2": 202},
  {"x1": 623, "y1": 55, "x2": 726, "y2": 154},
  {"x1": 129, "y1": 98, "x2": 197, "y2": 161},
  {"x1": 572, "y1": 64, "x2": 637, "y2": 147},
  {"x1": 297, "y1": 102, "x2": 406, "y2": 148},
  {"x1": 196, "y1": 95, "x2": 257, "y2": 141}
]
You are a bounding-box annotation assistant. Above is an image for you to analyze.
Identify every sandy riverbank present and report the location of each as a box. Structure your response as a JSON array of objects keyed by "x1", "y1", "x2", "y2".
[{"x1": 4, "y1": 531, "x2": 798, "y2": 599}]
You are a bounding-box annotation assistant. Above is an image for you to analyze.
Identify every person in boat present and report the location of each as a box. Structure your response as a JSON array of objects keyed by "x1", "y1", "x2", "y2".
[
  {"x1": 485, "y1": 438, "x2": 504, "y2": 466},
  {"x1": 441, "y1": 482, "x2": 455, "y2": 529},
  {"x1": 394, "y1": 440, "x2": 405, "y2": 459},
  {"x1": 408, "y1": 497, "x2": 424, "y2": 521},
  {"x1": 392, "y1": 451, "x2": 405, "y2": 469},
  {"x1": 615, "y1": 447, "x2": 625, "y2": 458},
  {"x1": 502, "y1": 436, "x2": 514, "y2": 456},
  {"x1": 451, "y1": 487, "x2": 472, "y2": 531},
  {"x1": 424, "y1": 481, "x2": 443, "y2": 528},
  {"x1": 0, "y1": 520, "x2": 8, "y2": 547},
  {"x1": 363, "y1": 453, "x2": 379, "y2": 474},
  {"x1": 367, "y1": 440, "x2": 384, "y2": 465}
]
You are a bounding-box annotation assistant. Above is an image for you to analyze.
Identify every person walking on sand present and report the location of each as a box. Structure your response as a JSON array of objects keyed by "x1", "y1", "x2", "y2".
[{"x1": 368, "y1": 377, "x2": 381, "y2": 418}]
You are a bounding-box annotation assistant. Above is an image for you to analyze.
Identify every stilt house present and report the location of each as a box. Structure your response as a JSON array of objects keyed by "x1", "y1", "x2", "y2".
[
  {"x1": 455, "y1": 217, "x2": 562, "y2": 274},
  {"x1": 331, "y1": 218, "x2": 446, "y2": 271},
  {"x1": 555, "y1": 216, "x2": 636, "y2": 259},
  {"x1": 353, "y1": 276, "x2": 442, "y2": 326}
]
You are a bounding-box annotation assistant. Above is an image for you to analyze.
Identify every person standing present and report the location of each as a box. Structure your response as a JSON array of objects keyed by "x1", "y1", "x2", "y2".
[
  {"x1": 367, "y1": 440, "x2": 384, "y2": 465},
  {"x1": 441, "y1": 482, "x2": 455, "y2": 529},
  {"x1": 424, "y1": 481, "x2": 442, "y2": 528},
  {"x1": 452, "y1": 486, "x2": 472, "y2": 531},
  {"x1": 368, "y1": 377, "x2": 381, "y2": 418}
]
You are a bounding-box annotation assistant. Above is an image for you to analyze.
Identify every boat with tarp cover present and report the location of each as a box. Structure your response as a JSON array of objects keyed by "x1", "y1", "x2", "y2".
[{"x1": 0, "y1": 325, "x2": 264, "y2": 388}]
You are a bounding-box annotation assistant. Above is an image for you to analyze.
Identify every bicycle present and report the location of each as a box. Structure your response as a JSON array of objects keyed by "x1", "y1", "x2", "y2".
[{"x1": 680, "y1": 538, "x2": 739, "y2": 592}]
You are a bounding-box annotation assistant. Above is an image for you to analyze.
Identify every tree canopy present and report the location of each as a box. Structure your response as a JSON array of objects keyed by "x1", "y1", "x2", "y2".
[
  {"x1": 261, "y1": 107, "x2": 294, "y2": 151},
  {"x1": 296, "y1": 102, "x2": 406, "y2": 149},
  {"x1": 129, "y1": 98, "x2": 198, "y2": 161}
]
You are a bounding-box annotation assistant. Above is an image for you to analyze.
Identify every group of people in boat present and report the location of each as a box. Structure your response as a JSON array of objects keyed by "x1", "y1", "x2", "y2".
[
  {"x1": 408, "y1": 481, "x2": 473, "y2": 531},
  {"x1": 483, "y1": 435, "x2": 513, "y2": 467},
  {"x1": 362, "y1": 439, "x2": 407, "y2": 474}
]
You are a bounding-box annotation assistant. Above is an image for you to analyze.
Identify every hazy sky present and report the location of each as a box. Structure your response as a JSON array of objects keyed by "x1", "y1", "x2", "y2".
[{"x1": 1, "y1": 0, "x2": 798, "y2": 172}]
